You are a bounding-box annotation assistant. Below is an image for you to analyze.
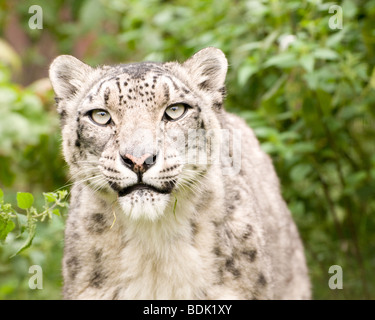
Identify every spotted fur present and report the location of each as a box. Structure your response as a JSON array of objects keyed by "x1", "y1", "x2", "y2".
[{"x1": 49, "y1": 47, "x2": 310, "y2": 299}]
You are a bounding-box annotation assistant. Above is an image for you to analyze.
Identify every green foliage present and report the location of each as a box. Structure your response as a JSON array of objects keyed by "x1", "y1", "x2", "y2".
[
  {"x1": 0, "y1": 189, "x2": 67, "y2": 299},
  {"x1": 0, "y1": 189, "x2": 67, "y2": 257},
  {"x1": 0, "y1": 0, "x2": 374, "y2": 299},
  {"x1": 0, "y1": 56, "x2": 66, "y2": 190}
]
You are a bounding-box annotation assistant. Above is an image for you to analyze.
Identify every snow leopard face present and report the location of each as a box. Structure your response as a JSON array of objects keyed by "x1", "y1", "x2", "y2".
[{"x1": 49, "y1": 48, "x2": 228, "y2": 220}]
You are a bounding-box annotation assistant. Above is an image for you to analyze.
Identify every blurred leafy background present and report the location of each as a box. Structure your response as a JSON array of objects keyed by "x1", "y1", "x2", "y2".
[{"x1": 0, "y1": 0, "x2": 374, "y2": 299}]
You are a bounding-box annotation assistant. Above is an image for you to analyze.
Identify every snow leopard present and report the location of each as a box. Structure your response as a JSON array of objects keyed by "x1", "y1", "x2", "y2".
[{"x1": 49, "y1": 47, "x2": 311, "y2": 300}]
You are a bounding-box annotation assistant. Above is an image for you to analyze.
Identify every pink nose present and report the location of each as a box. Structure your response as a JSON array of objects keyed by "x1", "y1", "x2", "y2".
[{"x1": 120, "y1": 153, "x2": 157, "y2": 173}]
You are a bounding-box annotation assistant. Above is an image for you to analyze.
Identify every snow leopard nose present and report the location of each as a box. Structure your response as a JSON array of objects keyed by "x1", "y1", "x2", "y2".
[{"x1": 120, "y1": 152, "x2": 158, "y2": 173}]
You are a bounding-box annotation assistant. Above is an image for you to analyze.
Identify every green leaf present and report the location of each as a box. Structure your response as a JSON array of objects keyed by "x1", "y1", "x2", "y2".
[
  {"x1": 52, "y1": 209, "x2": 60, "y2": 216},
  {"x1": 290, "y1": 164, "x2": 313, "y2": 182},
  {"x1": 238, "y1": 64, "x2": 258, "y2": 86},
  {"x1": 43, "y1": 192, "x2": 57, "y2": 203},
  {"x1": 264, "y1": 52, "x2": 298, "y2": 68},
  {"x1": 17, "y1": 192, "x2": 34, "y2": 210},
  {"x1": 291, "y1": 142, "x2": 316, "y2": 154},
  {"x1": 10, "y1": 219, "x2": 36, "y2": 258},
  {"x1": 299, "y1": 54, "x2": 315, "y2": 73},
  {"x1": 0, "y1": 216, "x2": 15, "y2": 242},
  {"x1": 59, "y1": 189, "x2": 68, "y2": 197},
  {"x1": 253, "y1": 127, "x2": 279, "y2": 139},
  {"x1": 57, "y1": 190, "x2": 68, "y2": 201},
  {"x1": 0, "y1": 188, "x2": 3, "y2": 202},
  {"x1": 313, "y1": 48, "x2": 339, "y2": 60}
]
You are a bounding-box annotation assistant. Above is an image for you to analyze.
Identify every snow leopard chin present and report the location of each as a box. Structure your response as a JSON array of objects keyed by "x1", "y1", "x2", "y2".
[{"x1": 118, "y1": 190, "x2": 171, "y2": 221}]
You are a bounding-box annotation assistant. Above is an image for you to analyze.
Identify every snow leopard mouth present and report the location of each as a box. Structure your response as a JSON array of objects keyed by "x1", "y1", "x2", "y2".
[{"x1": 118, "y1": 183, "x2": 173, "y2": 197}]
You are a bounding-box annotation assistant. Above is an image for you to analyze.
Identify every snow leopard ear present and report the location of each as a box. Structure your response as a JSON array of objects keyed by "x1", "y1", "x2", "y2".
[
  {"x1": 49, "y1": 55, "x2": 93, "y2": 101},
  {"x1": 182, "y1": 47, "x2": 228, "y2": 95}
]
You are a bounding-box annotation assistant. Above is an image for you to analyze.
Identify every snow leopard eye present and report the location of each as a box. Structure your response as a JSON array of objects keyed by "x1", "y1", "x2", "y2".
[
  {"x1": 164, "y1": 104, "x2": 189, "y2": 121},
  {"x1": 89, "y1": 109, "x2": 112, "y2": 126}
]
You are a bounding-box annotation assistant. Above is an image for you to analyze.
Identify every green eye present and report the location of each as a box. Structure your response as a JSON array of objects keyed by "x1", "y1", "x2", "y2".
[
  {"x1": 164, "y1": 104, "x2": 188, "y2": 121},
  {"x1": 90, "y1": 109, "x2": 111, "y2": 125}
]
